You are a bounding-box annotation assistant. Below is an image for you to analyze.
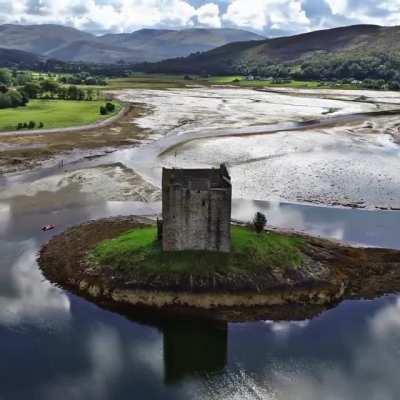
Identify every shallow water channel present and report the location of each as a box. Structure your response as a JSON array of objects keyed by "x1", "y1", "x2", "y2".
[{"x1": 2, "y1": 88, "x2": 400, "y2": 399}]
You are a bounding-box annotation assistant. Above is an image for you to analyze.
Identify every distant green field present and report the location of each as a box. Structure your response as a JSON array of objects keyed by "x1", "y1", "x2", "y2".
[
  {"x1": 105, "y1": 75, "x2": 196, "y2": 90},
  {"x1": 100, "y1": 75, "x2": 359, "y2": 91},
  {"x1": 0, "y1": 100, "x2": 121, "y2": 131}
]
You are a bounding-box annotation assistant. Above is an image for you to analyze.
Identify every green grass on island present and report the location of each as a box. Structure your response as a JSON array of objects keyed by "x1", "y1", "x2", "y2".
[
  {"x1": 88, "y1": 226, "x2": 304, "y2": 280},
  {"x1": 0, "y1": 100, "x2": 122, "y2": 132}
]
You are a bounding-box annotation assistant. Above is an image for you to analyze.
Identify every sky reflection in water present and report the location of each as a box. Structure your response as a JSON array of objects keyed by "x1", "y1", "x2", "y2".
[{"x1": 1, "y1": 192, "x2": 400, "y2": 399}]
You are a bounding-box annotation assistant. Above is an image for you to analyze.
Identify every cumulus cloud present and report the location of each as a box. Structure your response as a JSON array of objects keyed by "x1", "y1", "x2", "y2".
[
  {"x1": 324, "y1": 0, "x2": 400, "y2": 26},
  {"x1": 0, "y1": 0, "x2": 399, "y2": 35},
  {"x1": 0, "y1": 0, "x2": 223, "y2": 33},
  {"x1": 222, "y1": 0, "x2": 310, "y2": 34},
  {"x1": 196, "y1": 3, "x2": 222, "y2": 28}
]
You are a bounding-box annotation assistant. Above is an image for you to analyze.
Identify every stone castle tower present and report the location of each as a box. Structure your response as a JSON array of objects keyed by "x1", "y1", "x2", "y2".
[{"x1": 161, "y1": 164, "x2": 232, "y2": 252}]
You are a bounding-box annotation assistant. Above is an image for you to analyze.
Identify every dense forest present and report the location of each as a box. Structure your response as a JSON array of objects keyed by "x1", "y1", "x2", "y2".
[{"x1": 138, "y1": 51, "x2": 400, "y2": 90}]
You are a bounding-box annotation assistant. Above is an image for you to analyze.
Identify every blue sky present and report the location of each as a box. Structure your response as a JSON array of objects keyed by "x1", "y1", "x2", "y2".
[{"x1": 1, "y1": 0, "x2": 399, "y2": 36}]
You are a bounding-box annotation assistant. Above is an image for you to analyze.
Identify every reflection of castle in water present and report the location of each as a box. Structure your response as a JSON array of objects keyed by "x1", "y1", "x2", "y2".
[
  {"x1": 162, "y1": 319, "x2": 228, "y2": 384},
  {"x1": 110, "y1": 306, "x2": 228, "y2": 385}
]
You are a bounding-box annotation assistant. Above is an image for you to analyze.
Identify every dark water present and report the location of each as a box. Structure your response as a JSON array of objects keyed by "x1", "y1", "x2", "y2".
[{"x1": 1, "y1": 185, "x2": 400, "y2": 399}]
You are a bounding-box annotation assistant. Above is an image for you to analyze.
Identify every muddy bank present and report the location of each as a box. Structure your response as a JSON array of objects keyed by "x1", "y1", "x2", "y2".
[
  {"x1": 38, "y1": 216, "x2": 400, "y2": 322},
  {"x1": 0, "y1": 104, "x2": 149, "y2": 175}
]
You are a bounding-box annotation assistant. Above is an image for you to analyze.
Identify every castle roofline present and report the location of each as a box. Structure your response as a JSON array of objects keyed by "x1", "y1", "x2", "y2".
[{"x1": 162, "y1": 164, "x2": 231, "y2": 190}]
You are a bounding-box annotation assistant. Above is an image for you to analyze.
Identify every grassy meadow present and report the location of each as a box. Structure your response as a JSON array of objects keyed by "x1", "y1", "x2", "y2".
[
  {"x1": 89, "y1": 225, "x2": 304, "y2": 278},
  {"x1": 0, "y1": 99, "x2": 121, "y2": 131}
]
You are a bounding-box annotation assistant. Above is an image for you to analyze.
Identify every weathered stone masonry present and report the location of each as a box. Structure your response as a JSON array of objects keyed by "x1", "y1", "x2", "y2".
[{"x1": 162, "y1": 164, "x2": 232, "y2": 252}]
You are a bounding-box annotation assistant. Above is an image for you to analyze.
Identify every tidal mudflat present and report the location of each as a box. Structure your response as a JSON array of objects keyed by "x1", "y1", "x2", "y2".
[
  {"x1": 3, "y1": 87, "x2": 400, "y2": 210},
  {"x1": 115, "y1": 87, "x2": 382, "y2": 136},
  {"x1": 114, "y1": 87, "x2": 400, "y2": 210},
  {"x1": 160, "y1": 126, "x2": 400, "y2": 209}
]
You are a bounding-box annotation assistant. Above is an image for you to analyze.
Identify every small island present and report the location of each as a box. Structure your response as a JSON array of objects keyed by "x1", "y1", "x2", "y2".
[{"x1": 39, "y1": 165, "x2": 400, "y2": 322}]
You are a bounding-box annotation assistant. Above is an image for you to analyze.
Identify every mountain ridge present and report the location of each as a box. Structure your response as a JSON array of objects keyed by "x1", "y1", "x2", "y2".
[
  {"x1": 138, "y1": 24, "x2": 400, "y2": 74},
  {"x1": 0, "y1": 24, "x2": 265, "y2": 64}
]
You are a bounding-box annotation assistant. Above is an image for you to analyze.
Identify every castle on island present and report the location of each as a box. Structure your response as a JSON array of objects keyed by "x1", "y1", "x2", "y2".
[{"x1": 161, "y1": 164, "x2": 232, "y2": 253}]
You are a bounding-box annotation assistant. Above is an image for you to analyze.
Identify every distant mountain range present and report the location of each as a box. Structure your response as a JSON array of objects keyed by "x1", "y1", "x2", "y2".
[
  {"x1": 0, "y1": 24, "x2": 264, "y2": 64},
  {"x1": 140, "y1": 24, "x2": 400, "y2": 74}
]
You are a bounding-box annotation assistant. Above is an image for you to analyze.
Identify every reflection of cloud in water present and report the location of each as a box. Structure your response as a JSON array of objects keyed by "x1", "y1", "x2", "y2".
[
  {"x1": 130, "y1": 335, "x2": 164, "y2": 379},
  {"x1": 0, "y1": 240, "x2": 70, "y2": 327},
  {"x1": 263, "y1": 320, "x2": 309, "y2": 336},
  {"x1": 40, "y1": 323, "x2": 165, "y2": 400},
  {"x1": 370, "y1": 297, "x2": 400, "y2": 338},
  {"x1": 232, "y1": 200, "x2": 345, "y2": 241},
  {"x1": 0, "y1": 202, "x2": 10, "y2": 235},
  {"x1": 41, "y1": 325, "x2": 123, "y2": 400},
  {"x1": 195, "y1": 298, "x2": 400, "y2": 400}
]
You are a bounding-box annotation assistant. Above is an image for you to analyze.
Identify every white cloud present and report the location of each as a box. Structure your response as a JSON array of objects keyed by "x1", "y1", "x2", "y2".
[
  {"x1": 222, "y1": 0, "x2": 310, "y2": 33},
  {"x1": 0, "y1": 240, "x2": 70, "y2": 327},
  {"x1": 324, "y1": 0, "x2": 400, "y2": 26},
  {"x1": 1, "y1": 0, "x2": 400, "y2": 35},
  {"x1": 0, "y1": 0, "x2": 223, "y2": 33},
  {"x1": 196, "y1": 3, "x2": 222, "y2": 28}
]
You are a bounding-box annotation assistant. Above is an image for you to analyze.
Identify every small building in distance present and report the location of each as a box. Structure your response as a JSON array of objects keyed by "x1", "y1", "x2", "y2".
[{"x1": 161, "y1": 164, "x2": 232, "y2": 253}]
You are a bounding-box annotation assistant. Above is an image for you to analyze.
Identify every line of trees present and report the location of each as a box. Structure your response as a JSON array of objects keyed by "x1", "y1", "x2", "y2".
[
  {"x1": 21, "y1": 79, "x2": 100, "y2": 101},
  {"x1": 59, "y1": 72, "x2": 107, "y2": 86},
  {"x1": 0, "y1": 68, "x2": 105, "y2": 110},
  {"x1": 239, "y1": 52, "x2": 400, "y2": 90}
]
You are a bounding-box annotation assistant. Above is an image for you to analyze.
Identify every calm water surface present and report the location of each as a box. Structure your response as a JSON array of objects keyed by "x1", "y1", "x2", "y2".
[{"x1": 1, "y1": 183, "x2": 400, "y2": 399}]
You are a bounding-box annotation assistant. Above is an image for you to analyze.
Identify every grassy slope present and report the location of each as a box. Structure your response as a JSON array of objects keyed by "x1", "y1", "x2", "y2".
[
  {"x1": 89, "y1": 226, "x2": 304, "y2": 279},
  {"x1": 0, "y1": 99, "x2": 121, "y2": 131}
]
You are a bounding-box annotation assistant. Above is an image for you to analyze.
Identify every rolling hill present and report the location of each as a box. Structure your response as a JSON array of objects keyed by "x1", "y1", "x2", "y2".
[
  {"x1": 0, "y1": 24, "x2": 265, "y2": 64},
  {"x1": 138, "y1": 24, "x2": 400, "y2": 74},
  {"x1": 101, "y1": 28, "x2": 265, "y2": 62},
  {"x1": 0, "y1": 48, "x2": 45, "y2": 69},
  {"x1": 0, "y1": 24, "x2": 93, "y2": 55}
]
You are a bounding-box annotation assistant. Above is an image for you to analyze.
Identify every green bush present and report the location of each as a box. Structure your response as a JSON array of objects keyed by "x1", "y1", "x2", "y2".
[
  {"x1": 253, "y1": 212, "x2": 267, "y2": 233},
  {"x1": 105, "y1": 102, "x2": 115, "y2": 113},
  {"x1": 0, "y1": 93, "x2": 12, "y2": 109},
  {"x1": 28, "y1": 121, "x2": 36, "y2": 129},
  {"x1": 100, "y1": 105, "x2": 107, "y2": 115}
]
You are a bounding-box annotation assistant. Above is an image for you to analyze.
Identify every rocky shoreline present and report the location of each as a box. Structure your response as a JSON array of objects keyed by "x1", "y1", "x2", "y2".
[{"x1": 37, "y1": 216, "x2": 400, "y2": 322}]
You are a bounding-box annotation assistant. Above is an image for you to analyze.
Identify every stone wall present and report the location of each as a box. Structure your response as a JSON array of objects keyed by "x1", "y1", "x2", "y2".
[{"x1": 162, "y1": 166, "x2": 231, "y2": 252}]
